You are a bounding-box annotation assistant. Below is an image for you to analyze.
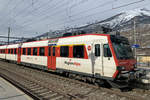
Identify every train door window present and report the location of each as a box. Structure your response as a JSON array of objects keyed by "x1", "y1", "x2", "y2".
[
  {"x1": 33, "y1": 48, "x2": 37, "y2": 56},
  {"x1": 104, "y1": 44, "x2": 112, "y2": 57},
  {"x1": 27, "y1": 48, "x2": 31, "y2": 55},
  {"x1": 60, "y1": 46, "x2": 69, "y2": 57},
  {"x1": 14, "y1": 49, "x2": 17, "y2": 54},
  {"x1": 53, "y1": 47, "x2": 55, "y2": 56},
  {"x1": 48, "y1": 47, "x2": 51, "y2": 56},
  {"x1": 11, "y1": 49, "x2": 13, "y2": 54},
  {"x1": 39, "y1": 47, "x2": 45, "y2": 56},
  {"x1": 95, "y1": 44, "x2": 100, "y2": 57},
  {"x1": 23, "y1": 48, "x2": 26, "y2": 55},
  {"x1": 73, "y1": 45, "x2": 84, "y2": 58}
]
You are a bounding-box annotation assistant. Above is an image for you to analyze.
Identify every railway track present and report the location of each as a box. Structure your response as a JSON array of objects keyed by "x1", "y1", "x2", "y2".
[{"x1": 0, "y1": 60, "x2": 149, "y2": 100}]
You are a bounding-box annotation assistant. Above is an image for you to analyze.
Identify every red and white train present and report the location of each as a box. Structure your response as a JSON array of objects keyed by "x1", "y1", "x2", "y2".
[{"x1": 0, "y1": 33, "x2": 136, "y2": 87}]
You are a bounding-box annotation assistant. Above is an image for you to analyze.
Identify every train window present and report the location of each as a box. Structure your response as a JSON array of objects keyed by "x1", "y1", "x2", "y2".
[
  {"x1": 27, "y1": 48, "x2": 31, "y2": 55},
  {"x1": 39, "y1": 47, "x2": 45, "y2": 56},
  {"x1": 14, "y1": 49, "x2": 17, "y2": 54},
  {"x1": 95, "y1": 44, "x2": 100, "y2": 57},
  {"x1": 8, "y1": 49, "x2": 11, "y2": 54},
  {"x1": 11, "y1": 49, "x2": 13, "y2": 54},
  {"x1": 60, "y1": 46, "x2": 69, "y2": 57},
  {"x1": 104, "y1": 44, "x2": 112, "y2": 57},
  {"x1": 48, "y1": 47, "x2": 51, "y2": 56},
  {"x1": 23, "y1": 48, "x2": 26, "y2": 55},
  {"x1": 73, "y1": 45, "x2": 84, "y2": 58},
  {"x1": 53, "y1": 47, "x2": 55, "y2": 56},
  {"x1": 33, "y1": 48, "x2": 37, "y2": 56}
]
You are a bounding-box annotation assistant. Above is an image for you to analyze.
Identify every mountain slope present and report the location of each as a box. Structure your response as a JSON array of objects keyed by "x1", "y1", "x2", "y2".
[{"x1": 99, "y1": 8, "x2": 150, "y2": 30}]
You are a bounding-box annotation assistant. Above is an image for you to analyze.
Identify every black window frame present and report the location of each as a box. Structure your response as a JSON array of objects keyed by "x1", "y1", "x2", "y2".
[
  {"x1": 8, "y1": 49, "x2": 11, "y2": 54},
  {"x1": 53, "y1": 47, "x2": 55, "y2": 56},
  {"x1": 95, "y1": 44, "x2": 100, "y2": 57},
  {"x1": 33, "y1": 48, "x2": 37, "y2": 56},
  {"x1": 27, "y1": 48, "x2": 31, "y2": 55},
  {"x1": 104, "y1": 44, "x2": 112, "y2": 57},
  {"x1": 39, "y1": 47, "x2": 45, "y2": 56},
  {"x1": 60, "y1": 46, "x2": 69, "y2": 57},
  {"x1": 23, "y1": 48, "x2": 26, "y2": 55},
  {"x1": 11, "y1": 49, "x2": 13, "y2": 54},
  {"x1": 14, "y1": 49, "x2": 17, "y2": 54},
  {"x1": 73, "y1": 45, "x2": 84, "y2": 58}
]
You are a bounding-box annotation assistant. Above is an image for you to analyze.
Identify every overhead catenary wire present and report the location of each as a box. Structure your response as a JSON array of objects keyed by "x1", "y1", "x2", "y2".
[
  {"x1": 19, "y1": 0, "x2": 117, "y2": 28},
  {"x1": 0, "y1": 0, "x2": 25, "y2": 27},
  {"x1": 21, "y1": 0, "x2": 145, "y2": 30},
  {"x1": 17, "y1": 0, "x2": 74, "y2": 26},
  {"x1": 10, "y1": 0, "x2": 90, "y2": 28},
  {"x1": 0, "y1": 0, "x2": 147, "y2": 37}
]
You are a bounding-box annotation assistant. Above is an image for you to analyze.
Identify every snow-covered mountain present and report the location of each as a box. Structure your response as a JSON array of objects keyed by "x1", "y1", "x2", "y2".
[{"x1": 99, "y1": 8, "x2": 150, "y2": 30}]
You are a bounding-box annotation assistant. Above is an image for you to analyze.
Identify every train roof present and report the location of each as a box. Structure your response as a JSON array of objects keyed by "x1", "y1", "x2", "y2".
[{"x1": 0, "y1": 33, "x2": 110, "y2": 48}]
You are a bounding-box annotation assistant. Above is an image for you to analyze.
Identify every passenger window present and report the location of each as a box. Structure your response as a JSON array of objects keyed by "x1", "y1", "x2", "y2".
[
  {"x1": 27, "y1": 48, "x2": 31, "y2": 55},
  {"x1": 33, "y1": 48, "x2": 37, "y2": 56},
  {"x1": 73, "y1": 45, "x2": 84, "y2": 58},
  {"x1": 48, "y1": 47, "x2": 51, "y2": 56},
  {"x1": 23, "y1": 48, "x2": 26, "y2": 55},
  {"x1": 104, "y1": 44, "x2": 112, "y2": 57},
  {"x1": 11, "y1": 49, "x2": 13, "y2": 54},
  {"x1": 53, "y1": 47, "x2": 55, "y2": 56},
  {"x1": 8, "y1": 49, "x2": 11, "y2": 54},
  {"x1": 60, "y1": 46, "x2": 69, "y2": 57},
  {"x1": 39, "y1": 47, "x2": 45, "y2": 56},
  {"x1": 95, "y1": 44, "x2": 100, "y2": 57},
  {"x1": 14, "y1": 49, "x2": 17, "y2": 54}
]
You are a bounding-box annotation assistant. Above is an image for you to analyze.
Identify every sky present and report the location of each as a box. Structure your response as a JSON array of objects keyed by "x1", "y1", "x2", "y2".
[{"x1": 0, "y1": 0, "x2": 150, "y2": 41}]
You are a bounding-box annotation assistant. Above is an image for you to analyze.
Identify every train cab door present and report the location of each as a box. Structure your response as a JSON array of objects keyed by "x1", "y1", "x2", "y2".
[
  {"x1": 48, "y1": 46, "x2": 56, "y2": 70},
  {"x1": 94, "y1": 43, "x2": 104, "y2": 76},
  {"x1": 102, "y1": 44, "x2": 114, "y2": 77},
  {"x1": 17, "y1": 47, "x2": 21, "y2": 64}
]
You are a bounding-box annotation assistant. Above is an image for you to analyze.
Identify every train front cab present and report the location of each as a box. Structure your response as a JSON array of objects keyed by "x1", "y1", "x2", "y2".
[{"x1": 108, "y1": 35, "x2": 136, "y2": 87}]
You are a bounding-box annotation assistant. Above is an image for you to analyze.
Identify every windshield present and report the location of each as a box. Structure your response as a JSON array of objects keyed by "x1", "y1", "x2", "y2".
[{"x1": 113, "y1": 42, "x2": 134, "y2": 60}]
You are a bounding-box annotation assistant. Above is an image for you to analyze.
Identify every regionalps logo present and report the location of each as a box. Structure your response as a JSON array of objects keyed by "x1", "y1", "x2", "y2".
[{"x1": 64, "y1": 61, "x2": 81, "y2": 66}]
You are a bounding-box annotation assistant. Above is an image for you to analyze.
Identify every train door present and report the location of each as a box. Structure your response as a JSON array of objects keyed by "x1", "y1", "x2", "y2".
[
  {"x1": 48, "y1": 46, "x2": 52, "y2": 69},
  {"x1": 17, "y1": 47, "x2": 21, "y2": 64},
  {"x1": 51, "y1": 46, "x2": 56, "y2": 70},
  {"x1": 102, "y1": 44, "x2": 115, "y2": 77},
  {"x1": 47, "y1": 46, "x2": 56, "y2": 70},
  {"x1": 94, "y1": 43, "x2": 104, "y2": 76}
]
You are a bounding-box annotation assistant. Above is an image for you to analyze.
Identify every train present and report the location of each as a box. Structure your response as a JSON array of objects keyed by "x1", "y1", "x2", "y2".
[{"x1": 0, "y1": 33, "x2": 138, "y2": 88}]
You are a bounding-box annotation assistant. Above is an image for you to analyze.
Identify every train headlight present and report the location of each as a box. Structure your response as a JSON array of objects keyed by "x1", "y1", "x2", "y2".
[{"x1": 117, "y1": 66, "x2": 125, "y2": 71}]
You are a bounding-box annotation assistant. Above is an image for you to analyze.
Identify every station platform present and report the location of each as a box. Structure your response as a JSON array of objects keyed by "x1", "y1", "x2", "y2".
[{"x1": 0, "y1": 77, "x2": 33, "y2": 100}]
